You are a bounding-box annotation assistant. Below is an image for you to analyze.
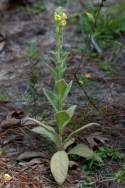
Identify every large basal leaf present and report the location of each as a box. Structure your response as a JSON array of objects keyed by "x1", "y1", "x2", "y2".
[
  {"x1": 65, "y1": 123, "x2": 99, "y2": 144},
  {"x1": 55, "y1": 111, "x2": 70, "y2": 132},
  {"x1": 68, "y1": 144, "x2": 95, "y2": 159},
  {"x1": 43, "y1": 88, "x2": 58, "y2": 111},
  {"x1": 32, "y1": 125, "x2": 59, "y2": 145},
  {"x1": 51, "y1": 151, "x2": 69, "y2": 185},
  {"x1": 55, "y1": 79, "x2": 72, "y2": 101}
]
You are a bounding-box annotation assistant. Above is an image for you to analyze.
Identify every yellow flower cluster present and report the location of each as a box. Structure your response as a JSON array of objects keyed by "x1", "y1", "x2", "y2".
[{"x1": 54, "y1": 7, "x2": 68, "y2": 26}]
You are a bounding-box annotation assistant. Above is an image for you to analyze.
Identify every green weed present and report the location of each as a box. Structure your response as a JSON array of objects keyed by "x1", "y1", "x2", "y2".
[
  {"x1": 114, "y1": 168, "x2": 125, "y2": 183},
  {"x1": 98, "y1": 147, "x2": 124, "y2": 160},
  {"x1": 97, "y1": 60, "x2": 117, "y2": 75},
  {"x1": 20, "y1": 1, "x2": 46, "y2": 15},
  {"x1": 74, "y1": 2, "x2": 125, "y2": 51}
]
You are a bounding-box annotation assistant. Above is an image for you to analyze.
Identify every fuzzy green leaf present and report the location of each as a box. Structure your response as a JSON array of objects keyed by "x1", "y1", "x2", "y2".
[
  {"x1": 32, "y1": 125, "x2": 59, "y2": 145},
  {"x1": 68, "y1": 144, "x2": 95, "y2": 159},
  {"x1": 55, "y1": 79, "x2": 72, "y2": 101},
  {"x1": 66, "y1": 105, "x2": 77, "y2": 118},
  {"x1": 51, "y1": 151, "x2": 69, "y2": 185},
  {"x1": 47, "y1": 64, "x2": 58, "y2": 81},
  {"x1": 43, "y1": 88, "x2": 58, "y2": 111},
  {"x1": 65, "y1": 123, "x2": 99, "y2": 144},
  {"x1": 55, "y1": 111, "x2": 70, "y2": 132}
]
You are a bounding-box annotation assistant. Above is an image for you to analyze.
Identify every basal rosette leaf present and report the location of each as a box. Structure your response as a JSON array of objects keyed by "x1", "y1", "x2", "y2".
[
  {"x1": 68, "y1": 144, "x2": 95, "y2": 159},
  {"x1": 32, "y1": 124, "x2": 60, "y2": 145},
  {"x1": 51, "y1": 151, "x2": 69, "y2": 185},
  {"x1": 65, "y1": 123, "x2": 99, "y2": 144},
  {"x1": 68, "y1": 144, "x2": 102, "y2": 162}
]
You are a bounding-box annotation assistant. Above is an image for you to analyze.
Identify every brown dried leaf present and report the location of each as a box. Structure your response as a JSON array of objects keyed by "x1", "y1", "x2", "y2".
[
  {"x1": 0, "y1": 118, "x2": 20, "y2": 129},
  {"x1": 0, "y1": 110, "x2": 25, "y2": 129},
  {"x1": 17, "y1": 151, "x2": 46, "y2": 161},
  {"x1": 85, "y1": 132, "x2": 108, "y2": 149}
]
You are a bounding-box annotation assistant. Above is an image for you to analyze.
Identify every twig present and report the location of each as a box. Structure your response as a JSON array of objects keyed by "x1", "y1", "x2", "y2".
[{"x1": 74, "y1": 74, "x2": 99, "y2": 111}]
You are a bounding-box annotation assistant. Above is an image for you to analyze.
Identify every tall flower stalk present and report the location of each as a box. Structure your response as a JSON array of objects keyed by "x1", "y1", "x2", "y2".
[{"x1": 31, "y1": 7, "x2": 100, "y2": 185}]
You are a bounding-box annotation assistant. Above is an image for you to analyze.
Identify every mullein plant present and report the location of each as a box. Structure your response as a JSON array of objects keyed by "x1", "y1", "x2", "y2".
[{"x1": 31, "y1": 7, "x2": 100, "y2": 185}]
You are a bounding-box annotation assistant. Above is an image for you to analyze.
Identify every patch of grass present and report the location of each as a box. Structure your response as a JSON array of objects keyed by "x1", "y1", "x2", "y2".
[
  {"x1": 83, "y1": 156, "x2": 103, "y2": 172},
  {"x1": 74, "y1": 2, "x2": 125, "y2": 50},
  {"x1": 114, "y1": 168, "x2": 125, "y2": 183},
  {"x1": 82, "y1": 147, "x2": 124, "y2": 173},
  {"x1": 98, "y1": 147, "x2": 124, "y2": 160},
  {"x1": 20, "y1": 1, "x2": 46, "y2": 15},
  {"x1": 26, "y1": 42, "x2": 41, "y2": 62},
  {"x1": 97, "y1": 60, "x2": 117, "y2": 76}
]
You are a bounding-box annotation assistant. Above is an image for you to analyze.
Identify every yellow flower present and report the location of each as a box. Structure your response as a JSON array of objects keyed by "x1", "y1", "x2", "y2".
[
  {"x1": 54, "y1": 7, "x2": 68, "y2": 26},
  {"x1": 54, "y1": 13, "x2": 62, "y2": 22},
  {"x1": 3, "y1": 174, "x2": 12, "y2": 182},
  {"x1": 62, "y1": 12, "x2": 68, "y2": 20},
  {"x1": 60, "y1": 19, "x2": 67, "y2": 26}
]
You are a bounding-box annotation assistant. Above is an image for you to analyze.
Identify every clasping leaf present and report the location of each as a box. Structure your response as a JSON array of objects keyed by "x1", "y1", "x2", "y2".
[
  {"x1": 55, "y1": 79, "x2": 72, "y2": 101},
  {"x1": 55, "y1": 105, "x2": 77, "y2": 134}
]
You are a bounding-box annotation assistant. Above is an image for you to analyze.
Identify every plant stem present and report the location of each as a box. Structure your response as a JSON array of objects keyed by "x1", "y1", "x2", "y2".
[{"x1": 55, "y1": 25, "x2": 64, "y2": 80}]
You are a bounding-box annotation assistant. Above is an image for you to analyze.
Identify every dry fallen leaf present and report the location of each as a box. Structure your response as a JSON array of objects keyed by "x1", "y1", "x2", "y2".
[
  {"x1": 0, "y1": 110, "x2": 25, "y2": 129},
  {"x1": 85, "y1": 132, "x2": 108, "y2": 149},
  {"x1": 17, "y1": 151, "x2": 46, "y2": 161}
]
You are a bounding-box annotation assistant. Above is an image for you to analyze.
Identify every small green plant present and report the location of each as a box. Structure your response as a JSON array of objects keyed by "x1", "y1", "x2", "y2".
[
  {"x1": 83, "y1": 155, "x2": 103, "y2": 172},
  {"x1": 75, "y1": 1, "x2": 125, "y2": 51},
  {"x1": 114, "y1": 168, "x2": 125, "y2": 183},
  {"x1": 97, "y1": 61, "x2": 117, "y2": 76},
  {"x1": 98, "y1": 147, "x2": 124, "y2": 160},
  {"x1": 20, "y1": 1, "x2": 46, "y2": 15},
  {"x1": 30, "y1": 7, "x2": 100, "y2": 185}
]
